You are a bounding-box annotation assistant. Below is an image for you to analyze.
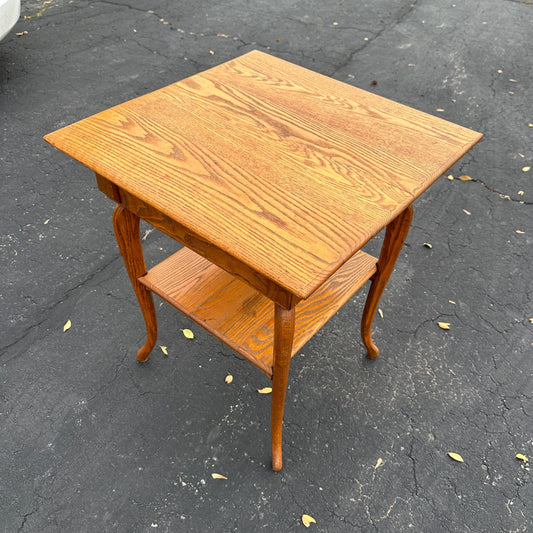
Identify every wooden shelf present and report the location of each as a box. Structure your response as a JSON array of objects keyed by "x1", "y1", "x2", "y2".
[{"x1": 139, "y1": 247, "x2": 377, "y2": 377}]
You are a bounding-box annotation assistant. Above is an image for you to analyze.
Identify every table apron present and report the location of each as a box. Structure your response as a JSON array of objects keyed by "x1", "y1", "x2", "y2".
[{"x1": 95, "y1": 173, "x2": 299, "y2": 309}]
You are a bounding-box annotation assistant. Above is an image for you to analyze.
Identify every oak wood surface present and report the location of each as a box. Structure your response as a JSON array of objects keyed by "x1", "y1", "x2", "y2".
[
  {"x1": 44, "y1": 50, "x2": 482, "y2": 300},
  {"x1": 139, "y1": 246, "x2": 377, "y2": 376}
]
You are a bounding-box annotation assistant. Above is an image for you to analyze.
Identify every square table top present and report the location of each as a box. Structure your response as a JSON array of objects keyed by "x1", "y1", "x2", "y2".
[{"x1": 45, "y1": 50, "x2": 482, "y2": 300}]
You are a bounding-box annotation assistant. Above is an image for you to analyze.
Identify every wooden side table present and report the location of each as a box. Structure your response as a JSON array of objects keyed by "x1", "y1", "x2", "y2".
[{"x1": 45, "y1": 51, "x2": 482, "y2": 470}]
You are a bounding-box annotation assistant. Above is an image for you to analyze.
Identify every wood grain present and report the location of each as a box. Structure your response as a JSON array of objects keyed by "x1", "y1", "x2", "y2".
[
  {"x1": 44, "y1": 50, "x2": 482, "y2": 299},
  {"x1": 139, "y1": 247, "x2": 377, "y2": 376}
]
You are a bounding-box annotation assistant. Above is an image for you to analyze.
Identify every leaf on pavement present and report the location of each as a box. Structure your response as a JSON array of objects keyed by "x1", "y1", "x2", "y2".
[
  {"x1": 182, "y1": 328, "x2": 194, "y2": 339},
  {"x1": 257, "y1": 387, "x2": 272, "y2": 394},
  {"x1": 446, "y1": 452, "x2": 464, "y2": 463},
  {"x1": 63, "y1": 320, "x2": 72, "y2": 332},
  {"x1": 302, "y1": 514, "x2": 316, "y2": 527},
  {"x1": 438, "y1": 322, "x2": 451, "y2": 330}
]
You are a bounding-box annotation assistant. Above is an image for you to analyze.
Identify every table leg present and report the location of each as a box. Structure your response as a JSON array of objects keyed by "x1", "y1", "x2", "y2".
[
  {"x1": 271, "y1": 303, "x2": 296, "y2": 471},
  {"x1": 113, "y1": 204, "x2": 158, "y2": 362},
  {"x1": 361, "y1": 204, "x2": 413, "y2": 359}
]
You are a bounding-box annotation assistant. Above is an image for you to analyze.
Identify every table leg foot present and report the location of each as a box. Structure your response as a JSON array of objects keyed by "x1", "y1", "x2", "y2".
[
  {"x1": 361, "y1": 204, "x2": 413, "y2": 359},
  {"x1": 271, "y1": 304, "x2": 296, "y2": 471},
  {"x1": 113, "y1": 204, "x2": 158, "y2": 361}
]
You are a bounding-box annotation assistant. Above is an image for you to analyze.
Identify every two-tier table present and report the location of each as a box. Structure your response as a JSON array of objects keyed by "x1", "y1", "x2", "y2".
[{"x1": 45, "y1": 50, "x2": 482, "y2": 470}]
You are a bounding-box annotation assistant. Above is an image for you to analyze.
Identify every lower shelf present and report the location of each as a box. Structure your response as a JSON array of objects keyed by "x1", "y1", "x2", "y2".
[{"x1": 139, "y1": 247, "x2": 377, "y2": 376}]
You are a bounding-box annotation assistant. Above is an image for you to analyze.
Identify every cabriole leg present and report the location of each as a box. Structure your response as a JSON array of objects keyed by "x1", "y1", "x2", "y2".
[
  {"x1": 112, "y1": 204, "x2": 158, "y2": 361},
  {"x1": 361, "y1": 204, "x2": 413, "y2": 358},
  {"x1": 271, "y1": 303, "x2": 296, "y2": 471}
]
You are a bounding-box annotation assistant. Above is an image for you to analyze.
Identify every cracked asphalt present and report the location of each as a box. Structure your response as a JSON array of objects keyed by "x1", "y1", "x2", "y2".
[{"x1": 1, "y1": 0, "x2": 532, "y2": 531}]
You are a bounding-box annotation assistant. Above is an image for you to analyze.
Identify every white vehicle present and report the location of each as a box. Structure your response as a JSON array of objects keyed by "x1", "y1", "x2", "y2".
[{"x1": 0, "y1": 0, "x2": 20, "y2": 41}]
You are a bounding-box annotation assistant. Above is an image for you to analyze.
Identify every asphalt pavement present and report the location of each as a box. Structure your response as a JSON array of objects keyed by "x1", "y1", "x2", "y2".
[{"x1": 1, "y1": 0, "x2": 532, "y2": 531}]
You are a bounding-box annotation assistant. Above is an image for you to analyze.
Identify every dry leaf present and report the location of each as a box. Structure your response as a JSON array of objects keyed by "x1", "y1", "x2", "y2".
[
  {"x1": 63, "y1": 319, "x2": 72, "y2": 332},
  {"x1": 225, "y1": 374, "x2": 233, "y2": 384},
  {"x1": 529, "y1": 123, "x2": 533, "y2": 127},
  {"x1": 516, "y1": 453, "x2": 529, "y2": 463},
  {"x1": 449, "y1": 300, "x2": 456, "y2": 305},
  {"x1": 332, "y1": 21, "x2": 339, "y2": 26},
  {"x1": 438, "y1": 322, "x2": 451, "y2": 330},
  {"x1": 182, "y1": 328, "x2": 194, "y2": 339},
  {"x1": 509, "y1": 79, "x2": 517, "y2": 82},
  {"x1": 516, "y1": 230, "x2": 525, "y2": 234},
  {"x1": 302, "y1": 515, "x2": 316, "y2": 528},
  {"x1": 462, "y1": 209, "x2": 471, "y2": 215},
  {"x1": 436, "y1": 108, "x2": 445, "y2": 112},
  {"x1": 211, "y1": 473, "x2": 227, "y2": 479},
  {"x1": 446, "y1": 452, "x2": 464, "y2": 462},
  {"x1": 518, "y1": 190, "x2": 524, "y2": 196},
  {"x1": 374, "y1": 457, "x2": 383, "y2": 469},
  {"x1": 257, "y1": 387, "x2": 272, "y2": 394},
  {"x1": 423, "y1": 242, "x2": 433, "y2": 249},
  {"x1": 44, "y1": 218, "x2": 50, "y2": 224},
  {"x1": 458, "y1": 175, "x2": 473, "y2": 181},
  {"x1": 529, "y1": 318, "x2": 533, "y2": 324},
  {"x1": 447, "y1": 174, "x2": 454, "y2": 180},
  {"x1": 160, "y1": 345, "x2": 168, "y2": 356},
  {"x1": 522, "y1": 166, "x2": 531, "y2": 172},
  {"x1": 209, "y1": 50, "x2": 215, "y2": 55},
  {"x1": 378, "y1": 308, "x2": 384, "y2": 319}
]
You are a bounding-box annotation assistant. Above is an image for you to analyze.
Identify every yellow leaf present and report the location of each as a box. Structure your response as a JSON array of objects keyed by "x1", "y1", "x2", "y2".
[
  {"x1": 378, "y1": 308, "x2": 384, "y2": 319},
  {"x1": 529, "y1": 318, "x2": 533, "y2": 324},
  {"x1": 462, "y1": 209, "x2": 471, "y2": 215},
  {"x1": 257, "y1": 387, "x2": 272, "y2": 394},
  {"x1": 446, "y1": 452, "x2": 464, "y2": 462},
  {"x1": 209, "y1": 50, "x2": 215, "y2": 55},
  {"x1": 522, "y1": 166, "x2": 531, "y2": 172},
  {"x1": 516, "y1": 230, "x2": 525, "y2": 234},
  {"x1": 44, "y1": 218, "x2": 50, "y2": 224},
  {"x1": 447, "y1": 174, "x2": 454, "y2": 180},
  {"x1": 458, "y1": 175, "x2": 473, "y2": 181},
  {"x1": 374, "y1": 457, "x2": 383, "y2": 469},
  {"x1": 182, "y1": 328, "x2": 194, "y2": 339},
  {"x1": 518, "y1": 190, "x2": 524, "y2": 196},
  {"x1": 516, "y1": 454, "x2": 529, "y2": 463},
  {"x1": 528, "y1": 123, "x2": 533, "y2": 127},
  {"x1": 438, "y1": 322, "x2": 451, "y2": 330},
  {"x1": 63, "y1": 319, "x2": 71, "y2": 332},
  {"x1": 423, "y1": 242, "x2": 432, "y2": 248},
  {"x1": 160, "y1": 345, "x2": 168, "y2": 356},
  {"x1": 211, "y1": 473, "x2": 227, "y2": 479},
  {"x1": 302, "y1": 514, "x2": 316, "y2": 527},
  {"x1": 449, "y1": 300, "x2": 456, "y2": 305},
  {"x1": 225, "y1": 374, "x2": 233, "y2": 384},
  {"x1": 436, "y1": 108, "x2": 445, "y2": 112}
]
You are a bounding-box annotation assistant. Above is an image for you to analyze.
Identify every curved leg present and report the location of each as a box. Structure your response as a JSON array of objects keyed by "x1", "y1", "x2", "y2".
[
  {"x1": 113, "y1": 204, "x2": 158, "y2": 362},
  {"x1": 271, "y1": 303, "x2": 296, "y2": 471},
  {"x1": 361, "y1": 204, "x2": 413, "y2": 359}
]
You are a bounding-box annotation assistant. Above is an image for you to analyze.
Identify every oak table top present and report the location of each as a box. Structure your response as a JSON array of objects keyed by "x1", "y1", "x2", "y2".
[{"x1": 44, "y1": 50, "x2": 482, "y2": 303}]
